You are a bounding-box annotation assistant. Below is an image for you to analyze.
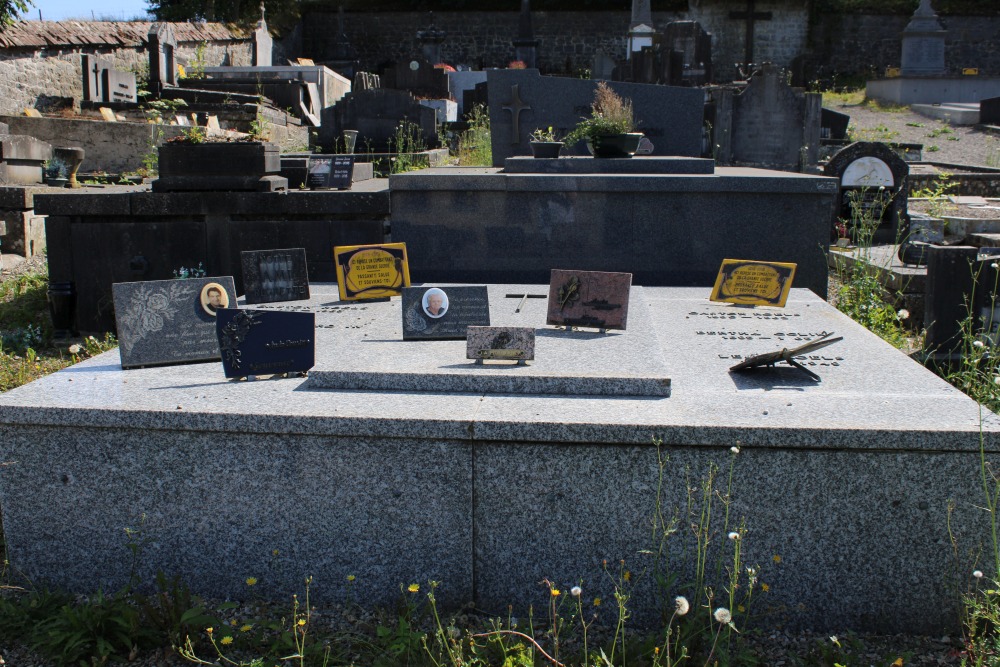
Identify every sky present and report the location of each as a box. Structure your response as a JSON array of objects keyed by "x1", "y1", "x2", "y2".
[{"x1": 25, "y1": 0, "x2": 152, "y2": 21}]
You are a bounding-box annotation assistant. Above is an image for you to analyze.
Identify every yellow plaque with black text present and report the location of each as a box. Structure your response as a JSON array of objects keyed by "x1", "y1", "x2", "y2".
[
  {"x1": 710, "y1": 259, "x2": 796, "y2": 307},
  {"x1": 333, "y1": 243, "x2": 411, "y2": 301}
]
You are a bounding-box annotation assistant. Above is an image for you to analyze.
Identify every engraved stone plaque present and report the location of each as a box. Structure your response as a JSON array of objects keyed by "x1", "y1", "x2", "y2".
[
  {"x1": 113, "y1": 276, "x2": 237, "y2": 369},
  {"x1": 241, "y1": 248, "x2": 310, "y2": 305},
  {"x1": 402, "y1": 286, "x2": 490, "y2": 340},
  {"x1": 216, "y1": 308, "x2": 315, "y2": 379},
  {"x1": 466, "y1": 326, "x2": 535, "y2": 362},
  {"x1": 307, "y1": 155, "x2": 355, "y2": 190},
  {"x1": 546, "y1": 269, "x2": 632, "y2": 330}
]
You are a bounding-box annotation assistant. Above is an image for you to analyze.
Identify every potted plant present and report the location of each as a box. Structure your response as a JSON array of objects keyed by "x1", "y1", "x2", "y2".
[
  {"x1": 564, "y1": 81, "x2": 644, "y2": 159},
  {"x1": 529, "y1": 127, "x2": 564, "y2": 158}
]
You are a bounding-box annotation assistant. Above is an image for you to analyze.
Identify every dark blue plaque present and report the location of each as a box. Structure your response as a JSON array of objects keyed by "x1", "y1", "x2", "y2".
[{"x1": 216, "y1": 308, "x2": 315, "y2": 378}]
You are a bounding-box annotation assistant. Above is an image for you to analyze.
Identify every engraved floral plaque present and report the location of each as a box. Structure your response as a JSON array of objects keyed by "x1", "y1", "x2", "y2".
[
  {"x1": 216, "y1": 308, "x2": 315, "y2": 379},
  {"x1": 402, "y1": 286, "x2": 490, "y2": 340},
  {"x1": 113, "y1": 276, "x2": 237, "y2": 369},
  {"x1": 546, "y1": 269, "x2": 632, "y2": 330}
]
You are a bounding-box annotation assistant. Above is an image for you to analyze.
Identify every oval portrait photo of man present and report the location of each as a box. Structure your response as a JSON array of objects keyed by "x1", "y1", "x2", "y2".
[
  {"x1": 200, "y1": 282, "x2": 230, "y2": 316},
  {"x1": 422, "y1": 287, "x2": 449, "y2": 319}
]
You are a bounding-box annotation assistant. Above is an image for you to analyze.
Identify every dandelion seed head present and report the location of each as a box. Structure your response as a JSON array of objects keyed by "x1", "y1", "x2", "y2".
[
  {"x1": 674, "y1": 596, "x2": 690, "y2": 616},
  {"x1": 571, "y1": 586, "x2": 582, "y2": 597},
  {"x1": 974, "y1": 570, "x2": 984, "y2": 579},
  {"x1": 974, "y1": 340, "x2": 985, "y2": 348},
  {"x1": 713, "y1": 607, "x2": 732, "y2": 624},
  {"x1": 68, "y1": 344, "x2": 81, "y2": 354},
  {"x1": 730, "y1": 446, "x2": 740, "y2": 454},
  {"x1": 728, "y1": 531, "x2": 740, "y2": 540},
  {"x1": 897, "y1": 309, "x2": 909, "y2": 319}
]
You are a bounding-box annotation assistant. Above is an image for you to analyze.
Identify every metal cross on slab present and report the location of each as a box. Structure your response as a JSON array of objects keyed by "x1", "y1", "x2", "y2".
[
  {"x1": 505, "y1": 292, "x2": 546, "y2": 313},
  {"x1": 729, "y1": 331, "x2": 843, "y2": 382},
  {"x1": 729, "y1": 0, "x2": 773, "y2": 67},
  {"x1": 502, "y1": 84, "x2": 532, "y2": 145}
]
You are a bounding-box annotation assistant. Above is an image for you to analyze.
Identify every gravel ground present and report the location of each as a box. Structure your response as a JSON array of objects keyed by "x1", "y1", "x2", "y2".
[
  {"x1": 0, "y1": 103, "x2": 989, "y2": 667},
  {"x1": 830, "y1": 101, "x2": 1000, "y2": 168}
]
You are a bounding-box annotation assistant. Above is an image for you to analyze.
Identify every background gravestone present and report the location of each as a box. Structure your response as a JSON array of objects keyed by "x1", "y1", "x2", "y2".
[
  {"x1": 147, "y1": 23, "x2": 177, "y2": 97},
  {"x1": 901, "y1": 0, "x2": 947, "y2": 77},
  {"x1": 715, "y1": 63, "x2": 822, "y2": 171},
  {"x1": 982, "y1": 96, "x2": 1000, "y2": 125},
  {"x1": 81, "y1": 55, "x2": 112, "y2": 103},
  {"x1": 663, "y1": 20, "x2": 713, "y2": 87},
  {"x1": 486, "y1": 69, "x2": 703, "y2": 166},
  {"x1": 320, "y1": 88, "x2": 437, "y2": 153},
  {"x1": 824, "y1": 141, "x2": 909, "y2": 244}
]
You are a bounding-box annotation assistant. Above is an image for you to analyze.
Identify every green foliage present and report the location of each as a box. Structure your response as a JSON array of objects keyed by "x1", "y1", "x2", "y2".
[
  {"x1": 0, "y1": 0, "x2": 31, "y2": 28},
  {"x1": 833, "y1": 188, "x2": 911, "y2": 349},
  {"x1": 911, "y1": 171, "x2": 956, "y2": 217},
  {"x1": 389, "y1": 121, "x2": 427, "y2": 174},
  {"x1": 790, "y1": 632, "x2": 911, "y2": 666},
  {"x1": 564, "y1": 81, "x2": 636, "y2": 147},
  {"x1": 529, "y1": 126, "x2": 559, "y2": 143},
  {"x1": 456, "y1": 104, "x2": 492, "y2": 167}
]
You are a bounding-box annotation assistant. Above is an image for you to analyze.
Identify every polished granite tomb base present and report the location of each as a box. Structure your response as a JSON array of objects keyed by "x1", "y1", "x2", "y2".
[{"x1": 0, "y1": 285, "x2": 996, "y2": 633}]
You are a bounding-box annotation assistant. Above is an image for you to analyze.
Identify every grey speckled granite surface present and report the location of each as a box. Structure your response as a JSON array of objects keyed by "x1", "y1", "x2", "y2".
[{"x1": 0, "y1": 285, "x2": 996, "y2": 632}]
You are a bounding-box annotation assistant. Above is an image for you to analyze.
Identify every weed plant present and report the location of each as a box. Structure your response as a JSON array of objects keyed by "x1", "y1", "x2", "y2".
[
  {"x1": 456, "y1": 104, "x2": 492, "y2": 166},
  {"x1": 388, "y1": 121, "x2": 427, "y2": 174},
  {"x1": 831, "y1": 187, "x2": 911, "y2": 349}
]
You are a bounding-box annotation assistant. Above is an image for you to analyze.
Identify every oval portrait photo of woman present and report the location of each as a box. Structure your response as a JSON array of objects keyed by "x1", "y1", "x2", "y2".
[{"x1": 422, "y1": 287, "x2": 449, "y2": 319}]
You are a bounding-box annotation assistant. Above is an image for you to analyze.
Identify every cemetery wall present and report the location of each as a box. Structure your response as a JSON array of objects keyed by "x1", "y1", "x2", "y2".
[
  {"x1": 303, "y1": 8, "x2": 1000, "y2": 82},
  {"x1": 0, "y1": 22, "x2": 254, "y2": 116},
  {"x1": 807, "y1": 13, "x2": 1000, "y2": 78}
]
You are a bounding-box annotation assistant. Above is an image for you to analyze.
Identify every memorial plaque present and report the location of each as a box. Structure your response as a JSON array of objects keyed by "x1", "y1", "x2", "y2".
[
  {"x1": 103, "y1": 69, "x2": 138, "y2": 103},
  {"x1": 402, "y1": 286, "x2": 490, "y2": 340},
  {"x1": 710, "y1": 259, "x2": 796, "y2": 307},
  {"x1": 99, "y1": 107, "x2": 117, "y2": 122},
  {"x1": 546, "y1": 269, "x2": 632, "y2": 331},
  {"x1": 216, "y1": 308, "x2": 315, "y2": 378},
  {"x1": 113, "y1": 276, "x2": 237, "y2": 369},
  {"x1": 334, "y1": 242, "x2": 411, "y2": 301},
  {"x1": 466, "y1": 326, "x2": 534, "y2": 362},
  {"x1": 241, "y1": 248, "x2": 310, "y2": 305},
  {"x1": 307, "y1": 155, "x2": 355, "y2": 190}
]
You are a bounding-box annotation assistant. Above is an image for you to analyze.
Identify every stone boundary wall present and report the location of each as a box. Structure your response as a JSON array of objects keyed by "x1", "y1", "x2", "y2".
[
  {"x1": 0, "y1": 22, "x2": 255, "y2": 116},
  {"x1": 302, "y1": 7, "x2": 1000, "y2": 82}
]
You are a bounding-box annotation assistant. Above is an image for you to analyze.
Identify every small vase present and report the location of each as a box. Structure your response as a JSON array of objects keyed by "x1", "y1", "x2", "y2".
[
  {"x1": 588, "y1": 133, "x2": 644, "y2": 159},
  {"x1": 529, "y1": 141, "x2": 564, "y2": 158}
]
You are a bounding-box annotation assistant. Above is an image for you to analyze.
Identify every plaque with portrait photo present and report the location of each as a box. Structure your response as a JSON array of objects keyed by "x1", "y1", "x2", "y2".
[
  {"x1": 113, "y1": 276, "x2": 237, "y2": 369},
  {"x1": 402, "y1": 286, "x2": 490, "y2": 340}
]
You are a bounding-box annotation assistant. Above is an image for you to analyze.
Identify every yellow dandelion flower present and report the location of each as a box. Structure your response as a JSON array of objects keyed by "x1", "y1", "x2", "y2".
[
  {"x1": 772, "y1": 555, "x2": 782, "y2": 564},
  {"x1": 891, "y1": 659, "x2": 903, "y2": 667},
  {"x1": 272, "y1": 549, "x2": 280, "y2": 556},
  {"x1": 347, "y1": 574, "x2": 356, "y2": 582},
  {"x1": 551, "y1": 588, "x2": 561, "y2": 597},
  {"x1": 206, "y1": 627, "x2": 214, "y2": 634},
  {"x1": 624, "y1": 570, "x2": 632, "y2": 583},
  {"x1": 220, "y1": 636, "x2": 233, "y2": 646},
  {"x1": 654, "y1": 647, "x2": 660, "y2": 655},
  {"x1": 230, "y1": 619, "x2": 237, "y2": 626},
  {"x1": 246, "y1": 577, "x2": 258, "y2": 586},
  {"x1": 761, "y1": 583, "x2": 770, "y2": 592},
  {"x1": 240, "y1": 624, "x2": 253, "y2": 632},
  {"x1": 408, "y1": 583, "x2": 420, "y2": 593},
  {"x1": 593, "y1": 597, "x2": 602, "y2": 606},
  {"x1": 737, "y1": 604, "x2": 746, "y2": 613},
  {"x1": 298, "y1": 619, "x2": 306, "y2": 626}
]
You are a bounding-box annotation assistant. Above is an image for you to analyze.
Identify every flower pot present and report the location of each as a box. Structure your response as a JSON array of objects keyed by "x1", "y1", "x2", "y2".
[
  {"x1": 587, "y1": 133, "x2": 644, "y2": 159},
  {"x1": 529, "y1": 141, "x2": 564, "y2": 158}
]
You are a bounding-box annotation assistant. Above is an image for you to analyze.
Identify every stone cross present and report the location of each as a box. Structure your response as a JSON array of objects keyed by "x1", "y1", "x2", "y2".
[
  {"x1": 502, "y1": 84, "x2": 531, "y2": 145},
  {"x1": 728, "y1": 0, "x2": 772, "y2": 67}
]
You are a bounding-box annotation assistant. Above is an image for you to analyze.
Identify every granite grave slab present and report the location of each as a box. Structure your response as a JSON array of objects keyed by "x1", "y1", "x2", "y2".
[
  {"x1": 112, "y1": 276, "x2": 237, "y2": 369},
  {"x1": 0, "y1": 285, "x2": 997, "y2": 633},
  {"x1": 486, "y1": 69, "x2": 704, "y2": 166},
  {"x1": 546, "y1": 269, "x2": 631, "y2": 330}
]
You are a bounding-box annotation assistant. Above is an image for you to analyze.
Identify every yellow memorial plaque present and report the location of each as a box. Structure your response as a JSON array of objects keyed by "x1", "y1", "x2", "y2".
[
  {"x1": 962, "y1": 67, "x2": 979, "y2": 76},
  {"x1": 23, "y1": 108, "x2": 41, "y2": 117},
  {"x1": 710, "y1": 259, "x2": 796, "y2": 307},
  {"x1": 885, "y1": 67, "x2": 900, "y2": 78},
  {"x1": 334, "y1": 242, "x2": 411, "y2": 301},
  {"x1": 99, "y1": 107, "x2": 117, "y2": 122}
]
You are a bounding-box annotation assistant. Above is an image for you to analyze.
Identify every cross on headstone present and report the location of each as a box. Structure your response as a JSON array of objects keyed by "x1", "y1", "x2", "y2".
[
  {"x1": 502, "y1": 84, "x2": 531, "y2": 145},
  {"x1": 728, "y1": 0, "x2": 772, "y2": 67}
]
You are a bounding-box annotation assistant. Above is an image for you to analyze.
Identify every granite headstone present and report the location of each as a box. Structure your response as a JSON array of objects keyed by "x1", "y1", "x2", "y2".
[
  {"x1": 487, "y1": 69, "x2": 703, "y2": 166},
  {"x1": 113, "y1": 276, "x2": 237, "y2": 369},
  {"x1": 824, "y1": 141, "x2": 909, "y2": 244}
]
